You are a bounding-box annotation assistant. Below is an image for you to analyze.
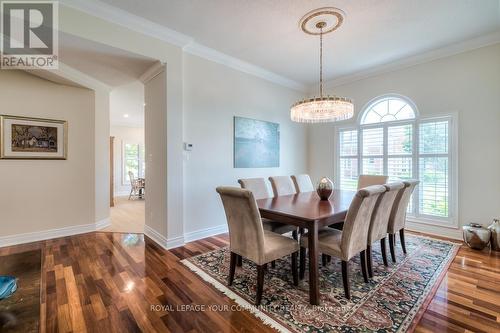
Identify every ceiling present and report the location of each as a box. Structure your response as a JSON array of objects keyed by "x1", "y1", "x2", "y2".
[
  {"x1": 59, "y1": 33, "x2": 157, "y2": 87},
  {"x1": 95, "y1": 0, "x2": 500, "y2": 86}
]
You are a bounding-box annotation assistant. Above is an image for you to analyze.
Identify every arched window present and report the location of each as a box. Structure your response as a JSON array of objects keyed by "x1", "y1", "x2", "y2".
[{"x1": 336, "y1": 94, "x2": 456, "y2": 224}]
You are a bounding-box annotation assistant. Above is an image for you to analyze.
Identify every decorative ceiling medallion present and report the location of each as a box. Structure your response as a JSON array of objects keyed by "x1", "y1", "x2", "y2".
[{"x1": 299, "y1": 7, "x2": 345, "y2": 36}]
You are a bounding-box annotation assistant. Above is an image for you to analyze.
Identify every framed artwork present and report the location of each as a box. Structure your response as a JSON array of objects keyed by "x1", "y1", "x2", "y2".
[
  {"x1": 234, "y1": 116, "x2": 280, "y2": 168},
  {"x1": 0, "y1": 115, "x2": 67, "y2": 159}
]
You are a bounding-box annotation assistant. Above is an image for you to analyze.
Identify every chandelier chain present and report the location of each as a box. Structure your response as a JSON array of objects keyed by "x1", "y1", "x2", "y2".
[{"x1": 319, "y1": 27, "x2": 323, "y2": 97}]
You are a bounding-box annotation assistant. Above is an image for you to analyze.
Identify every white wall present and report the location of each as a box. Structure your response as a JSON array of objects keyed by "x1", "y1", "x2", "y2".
[
  {"x1": 183, "y1": 54, "x2": 308, "y2": 235},
  {"x1": 110, "y1": 126, "x2": 144, "y2": 195},
  {"x1": 110, "y1": 81, "x2": 145, "y2": 127},
  {"x1": 0, "y1": 71, "x2": 95, "y2": 237},
  {"x1": 308, "y1": 44, "x2": 500, "y2": 237}
]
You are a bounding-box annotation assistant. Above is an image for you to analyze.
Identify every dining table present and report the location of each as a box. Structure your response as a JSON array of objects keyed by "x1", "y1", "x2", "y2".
[{"x1": 256, "y1": 189, "x2": 356, "y2": 305}]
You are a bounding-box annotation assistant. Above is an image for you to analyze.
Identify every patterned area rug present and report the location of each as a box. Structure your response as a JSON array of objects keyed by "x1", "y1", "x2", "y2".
[{"x1": 182, "y1": 235, "x2": 460, "y2": 333}]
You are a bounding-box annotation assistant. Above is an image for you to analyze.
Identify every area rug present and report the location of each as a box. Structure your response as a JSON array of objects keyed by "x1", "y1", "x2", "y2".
[
  {"x1": 0, "y1": 250, "x2": 42, "y2": 333},
  {"x1": 182, "y1": 235, "x2": 460, "y2": 333}
]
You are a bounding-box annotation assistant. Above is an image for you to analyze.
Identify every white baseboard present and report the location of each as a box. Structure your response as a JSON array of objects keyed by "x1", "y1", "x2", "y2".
[
  {"x1": 184, "y1": 224, "x2": 228, "y2": 243},
  {"x1": 114, "y1": 191, "x2": 130, "y2": 197},
  {"x1": 406, "y1": 221, "x2": 463, "y2": 240},
  {"x1": 0, "y1": 218, "x2": 112, "y2": 248}
]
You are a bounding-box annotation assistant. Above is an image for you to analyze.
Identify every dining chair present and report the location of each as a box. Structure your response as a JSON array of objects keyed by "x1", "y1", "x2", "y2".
[
  {"x1": 216, "y1": 187, "x2": 299, "y2": 305},
  {"x1": 299, "y1": 185, "x2": 386, "y2": 299},
  {"x1": 291, "y1": 174, "x2": 315, "y2": 193},
  {"x1": 269, "y1": 176, "x2": 297, "y2": 196},
  {"x1": 387, "y1": 180, "x2": 420, "y2": 262},
  {"x1": 366, "y1": 182, "x2": 405, "y2": 277},
  {"x1": 128, "y1": 171, "x2": 145, "y2": 200},
  {"x1": 238, "y1": 178, "x2": 298, "y2": 240},
  {"x1": 357, "y1": 175, "x2": 388, "y2": 189}
]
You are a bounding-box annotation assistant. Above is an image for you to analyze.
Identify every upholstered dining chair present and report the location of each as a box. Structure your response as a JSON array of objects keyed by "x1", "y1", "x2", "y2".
[
  {"x1": 291, "y1": 174, "x2": 315, "y2": 193},
  {"x1": 299, "y1": 185, "x2": 386, "y2": 299},
  {"x1": 238, "y1": 178, "x2": 298, "y2": 240},
  {"x1": 216, "y1": 187, "x2": 299, "y2": 305},
  {"x1": 268, "y1": 176, "x2": 297, "y2": 196},
  {"x1": 366, "y1": 182, "x2": 405, "y2": 277},
  {"x1": 387, "y1": 180, "x2": 419, "y2": 262},
  {"x1": 357, "y1": 175, "x2": 388, "y2": 189}
]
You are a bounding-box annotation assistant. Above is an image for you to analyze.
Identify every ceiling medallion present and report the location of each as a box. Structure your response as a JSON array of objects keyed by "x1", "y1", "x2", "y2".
[{"x1": 291, "y1": 8, "x2": 354, "y2": 123}]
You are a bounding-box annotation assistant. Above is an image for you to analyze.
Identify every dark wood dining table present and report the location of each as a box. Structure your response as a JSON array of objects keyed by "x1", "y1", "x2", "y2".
[{"x1": 256, "y1": 189, "x2": 356, "y2": 305}]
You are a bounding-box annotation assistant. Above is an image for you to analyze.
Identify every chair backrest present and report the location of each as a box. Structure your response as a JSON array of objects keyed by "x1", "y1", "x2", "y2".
[
  {"x1": 237, "y1": 178, "x2": 273, "y2": 200},
  {"x1": 388, "y1": 180, "x2": 419, "y2": 234},
  {"x1": 340, "y1": 185, "x2": 386, "y2": 261},
  {"x1": 128, "y1": 171, "x2": 136, "y2": 184},
  {"x1": 291, "y1": 174, "x2": 314, "y2": 193},
  {"x1": 367, "y1": 182, "x2": 405, "y2": 244},
  {"x1": 216, "y1": 187, "x2": 266, "y2": 264},
  {"x1": 358, "y1": 175, "x2": 388, "y2": 190},
  {"x1": 269, "y1": 176, "x2": 297, "y2": 196}
]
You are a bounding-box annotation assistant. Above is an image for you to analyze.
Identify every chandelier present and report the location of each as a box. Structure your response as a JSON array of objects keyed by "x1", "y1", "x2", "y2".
[{"x1": 291, "y1": 8, "x2": 354, "y2": 123}]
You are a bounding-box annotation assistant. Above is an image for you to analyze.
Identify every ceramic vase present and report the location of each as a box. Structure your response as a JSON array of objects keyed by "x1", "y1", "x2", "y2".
[
  {"x1": 488, "y1": 219, "x2": 500, "y2": 252},
  {"x1": 462, "y1": 223, "x2": 491, "y2": 250},
  {"x1": 317, "y1": 177, "x2": 333, "y2": 200}
]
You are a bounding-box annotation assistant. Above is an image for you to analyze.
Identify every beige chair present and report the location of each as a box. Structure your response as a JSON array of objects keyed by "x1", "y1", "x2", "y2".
[
  {"x1": 238, "y1": 178, "x2": 298, "y2": 240},
  {"x1": 358, "y1": 175, "x2": 388, "y2": 189},
  {"x1": 291, "y1": 174, "x2": 315, "y2": 193},
  {"x1": 128, "y1": 171, "x2": 145, "y2": 200},
  {"x1": 366, "y1": 182, "x2": 405, "y2": 277},
  {"x1": 269, "y1": 176, "x2": 297, "y2": 196},
  {"x1": 299, "y1": 185, "x2": 386, "y2": 299},
  {"x1": 387, "y1": 180, "x2": 419, "y2": 262},
  {"x1": 216, "y1": 187, "x2": 299, "y2": 305}
]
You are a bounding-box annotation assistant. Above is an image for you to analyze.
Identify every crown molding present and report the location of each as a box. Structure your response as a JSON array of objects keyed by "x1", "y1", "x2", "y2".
[
  {"x1": 59, "y1": 0, "x2": 305, "y2": 91},
  {"x1": 139, "y1": 61, "x2": 165, "y2": 84},
  {"x1": 323, "y1": 30, "x2": 500, "y2": 89}
]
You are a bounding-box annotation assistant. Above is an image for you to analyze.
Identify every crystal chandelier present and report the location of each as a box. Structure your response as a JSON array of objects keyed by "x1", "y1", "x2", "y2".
[{"x1": 291, "y1": 8, "x2": 354, "y2": 123}]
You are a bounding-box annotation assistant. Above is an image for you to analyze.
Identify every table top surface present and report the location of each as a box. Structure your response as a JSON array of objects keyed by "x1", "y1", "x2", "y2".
[{"x1": 256, "y1": 189, "x2": 356, "y2": 222}]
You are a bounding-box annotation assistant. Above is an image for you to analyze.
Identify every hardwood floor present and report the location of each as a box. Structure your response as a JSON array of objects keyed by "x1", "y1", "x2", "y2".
[
  {"x1": 105, "y1": 196, "x2": 144, "y2": 233},
  {"x1": 0, "y1": 231, "x2": 498, "y2": 332}
]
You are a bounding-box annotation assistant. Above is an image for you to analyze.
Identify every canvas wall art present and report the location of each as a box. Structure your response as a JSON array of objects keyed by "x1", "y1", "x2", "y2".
[
  {"x1": 0, "y1": 115, "x2": 67, "y2": 159},
  {"x1": 234, "y1": 116, "x2": 279, "y2": 168}
]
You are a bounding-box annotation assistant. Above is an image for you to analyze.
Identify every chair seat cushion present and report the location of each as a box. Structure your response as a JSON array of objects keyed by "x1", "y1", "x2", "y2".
[
  {"x1": 300, "y1": 228, "x2": 343, "y2": 258},
  {"x1": 262, "y1": 230, "x2": 300, "y2": 264},
  {"x1": 262, "y1": 219, "x2": 297, "y2": 235}
]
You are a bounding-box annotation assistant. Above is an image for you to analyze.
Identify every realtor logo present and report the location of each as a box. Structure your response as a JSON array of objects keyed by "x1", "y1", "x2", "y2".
[{"x1": 1, "y1": 1, "x2": 58, "y2": 69}]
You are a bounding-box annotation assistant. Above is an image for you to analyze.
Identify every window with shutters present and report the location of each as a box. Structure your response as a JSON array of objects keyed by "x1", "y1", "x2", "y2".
[{"x1": 336, "y1": 95, "x2": 456, "y2": 225}]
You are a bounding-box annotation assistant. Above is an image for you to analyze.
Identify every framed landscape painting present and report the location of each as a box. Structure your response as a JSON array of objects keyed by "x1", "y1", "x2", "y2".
[
  {"x1": 0, "y1": 115, "x2": 67, "y2": 159},
  {"x1": 234, "y1": 116, "x2": 279, "y2": 168}
]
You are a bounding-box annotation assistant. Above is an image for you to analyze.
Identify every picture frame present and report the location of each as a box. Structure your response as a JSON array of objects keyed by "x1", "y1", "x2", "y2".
[{"x1": 0, "y1": 115, "x2": 68, "y2": 160}]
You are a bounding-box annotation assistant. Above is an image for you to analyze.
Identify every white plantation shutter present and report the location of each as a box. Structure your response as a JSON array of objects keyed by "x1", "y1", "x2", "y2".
[{"x1": 337, "y1": 96, "x2": 455, "y2": 224}]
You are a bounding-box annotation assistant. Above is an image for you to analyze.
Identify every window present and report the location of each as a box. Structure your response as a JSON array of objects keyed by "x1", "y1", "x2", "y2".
[
  {"x1": 336, "y1": 95, "x2": 456, "y2": 225},
  {"x1": 123, "y1": 143, "x2": 145, "y2": 184}
]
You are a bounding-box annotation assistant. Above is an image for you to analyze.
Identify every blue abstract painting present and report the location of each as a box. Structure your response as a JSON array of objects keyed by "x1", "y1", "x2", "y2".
[{"x1": 234, "y1": 116, "x2": 280, "y2": 168}]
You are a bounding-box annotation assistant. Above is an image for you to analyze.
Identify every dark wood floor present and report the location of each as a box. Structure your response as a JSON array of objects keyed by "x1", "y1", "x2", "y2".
[{"x1": 0, "y1": 231, "x2": 498, "y2": 333}]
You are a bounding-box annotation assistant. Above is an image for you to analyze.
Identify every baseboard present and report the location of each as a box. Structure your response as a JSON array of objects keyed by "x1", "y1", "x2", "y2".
[
  {"x1": 0, "y1": 218, "x2": 112, "y2": 248},
  {"x1": 406, "y1": 221, "x2": 463, "y2": 240},
  {"x1": 114, "y1": 191, "x2": 130, "y2": 197},
  {"x1": 184, "y1": 224, "x2": 228, "y2": 243},
  {"x1": 144, "y1": 225, "x2": 185, "y2": 250}
]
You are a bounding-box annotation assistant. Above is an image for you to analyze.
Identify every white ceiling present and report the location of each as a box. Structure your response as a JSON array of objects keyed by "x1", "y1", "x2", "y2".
[{"x1": 94, "y1": 0, "x2": 500, "y2": 86}]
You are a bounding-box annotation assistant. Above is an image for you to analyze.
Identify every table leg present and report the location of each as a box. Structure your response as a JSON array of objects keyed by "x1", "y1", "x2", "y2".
[{"x1": 308, "y1": 222, "x2": 319, "y2": 305}]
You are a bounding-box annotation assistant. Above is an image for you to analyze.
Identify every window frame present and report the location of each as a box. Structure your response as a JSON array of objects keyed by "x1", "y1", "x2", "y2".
[
  {"x1": 335, "y1": 95, "x2": 458, "y2": 228},
  {"x1": 122, "y1": 141, "x2": 145, "y2": 185}
]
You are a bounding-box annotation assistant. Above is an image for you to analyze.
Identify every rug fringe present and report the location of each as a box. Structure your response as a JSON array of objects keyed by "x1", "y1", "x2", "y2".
[{"x1": 182, "y1": 260, "x2": 292, "y2": 333}]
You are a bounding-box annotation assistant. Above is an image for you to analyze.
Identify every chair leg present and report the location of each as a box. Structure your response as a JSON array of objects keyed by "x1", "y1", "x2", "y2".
[
  {"x1": 271, "y1": 260, "x2": 276, "y2": 268},
  {"x1": 360, "y1": 250, "x2": 369, "y2": 283},
  {"x1": 322, "y1": 253, "x2": 328, "y2": 267},
  {"x1": 380, "y1": 238, "x2": 388, "y2": 266},
  {"x1": 399, "y1": 229, "x2": 407, "y2": 254},
  {"x1": 292, "y1": 229, "x2": 298, "y2": 240},
  {"x1": 237, "y1": 255, "x2": 242, "y2": 267},
  {"x1": 341, "y1": 260, "x2": 351, "y2": 299},
  {"x1": 366, "y1": 245, "x2": 373, "y2": 278},
  {"x1": 291, "y1": 252, "x2": 298, "y2": 286},
  {"x1": 228, "y1": 252, "x2": 237, "y2": 285},
  {"x1": 327, "y1": 255, "x2": 332, "y2": 263},
  {"x1": 389, "y1": 233, "x2": 396, "y2": 263},
  {"x1": 299, "y1": 247, "x2": 306, "y2": 280},
  {"x1": 256, "y1": 265, "x2": 265, "y2": 305}
]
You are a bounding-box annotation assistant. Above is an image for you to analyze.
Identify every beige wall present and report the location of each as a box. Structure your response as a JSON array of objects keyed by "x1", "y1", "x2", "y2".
[
  {"x1": 183, "y1": 54, "x2": 308, "y2": 235},
  {"x1": 308, "y1": 44, "x2": 500, "y2": 237},
  {"x1": 0, "y1": 71, "x2": 95, "y2": 237}
]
